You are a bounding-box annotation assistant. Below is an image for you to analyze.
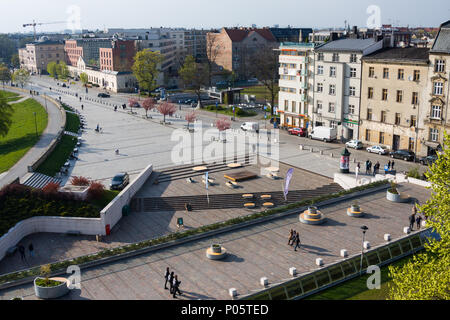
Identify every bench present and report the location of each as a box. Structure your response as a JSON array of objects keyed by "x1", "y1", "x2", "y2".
[
  {"x1": 244, "y1": 203, "x2": 256, "y2": 209},
  {"x1": 261, "y1": 195, "x2": 272, "y2": 200},
  {"x1": 242, "y1": 194, "x2": 254, "y2": 199},
  {"x1": 263, "y1": 202, "x2": 275, "y2": 208}
]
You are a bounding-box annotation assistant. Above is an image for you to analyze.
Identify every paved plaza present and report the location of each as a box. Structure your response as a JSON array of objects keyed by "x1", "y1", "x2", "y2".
[{"x1": 0, "y1": 183, "x2": 430, "y2": 300}]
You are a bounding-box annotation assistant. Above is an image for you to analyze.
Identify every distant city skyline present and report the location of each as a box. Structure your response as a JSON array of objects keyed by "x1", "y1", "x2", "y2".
[{"x1": 1, "y1": 0, "x2": 449, "y2": 34}]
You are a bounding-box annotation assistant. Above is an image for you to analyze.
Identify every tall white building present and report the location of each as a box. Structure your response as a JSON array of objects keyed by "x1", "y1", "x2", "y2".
[{"x1": 313, "y1": 38, "x2": 383, "y2": 140}]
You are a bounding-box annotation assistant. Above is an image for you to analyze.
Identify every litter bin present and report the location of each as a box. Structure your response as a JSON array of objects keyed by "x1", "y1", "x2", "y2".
[{"x1": 122, "y1": 205, "x2": 130, "y2": 217}]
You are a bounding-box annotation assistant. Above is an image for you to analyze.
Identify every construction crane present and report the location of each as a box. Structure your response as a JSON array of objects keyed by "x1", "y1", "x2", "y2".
[{"x1": 23, "y1": 20, "x2": 67, "y2": 41}]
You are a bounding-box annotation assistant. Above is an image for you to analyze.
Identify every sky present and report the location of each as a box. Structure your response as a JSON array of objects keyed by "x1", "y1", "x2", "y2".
[{"x1": 0, "y1": 0, "x2": 449, "y2": 34}]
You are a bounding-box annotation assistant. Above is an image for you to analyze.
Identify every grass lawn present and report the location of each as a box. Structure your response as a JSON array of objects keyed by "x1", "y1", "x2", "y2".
[
  {"x1": 89, "y1": 190, "x2": 120, "y2": 209},
  {"x1": 36, "y1": 105, "x2": 80, "y2": 177},
  {"x1": 241, "y1": 85, "x2": 279, "y2": 101},
  {"x1": 0, "y1": 98, "x2": 48, "y2": 174},
  {"x1": 0, "y1": 90, "x2": 21, "y2": 102},
  {"x1": 204, "y1": 105, "x2": 258, "y2": 118},
  {"x1": 306, "y1": 255, "x2": 415, "y2": 300}
]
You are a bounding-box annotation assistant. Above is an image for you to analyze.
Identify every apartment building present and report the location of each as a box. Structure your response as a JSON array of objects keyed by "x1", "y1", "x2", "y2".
[
  {"x1": 313, "y1": 38, "x2": 383, "y2": 140},
  {"x1": 18, "y1": 39, "x2": 64, "y2": 74},
  {"x1": 422, "y1": 20, "x2": 450, "y2": 156},
  {"x1": 359, "y1": 47, "x2": 430, "y2": 157},
  {"x1": 184, "y1": 29, "x2": 210, "y2": 63},
  {"x1": 64, "y1": 38, "x2": 112, "y2": 67},
  {"x1": 277, "y1": 42, "x2": 317, "y2": 129},
  {"x1": 99, "y1": 39, "x2": 136, "y2": 72}
]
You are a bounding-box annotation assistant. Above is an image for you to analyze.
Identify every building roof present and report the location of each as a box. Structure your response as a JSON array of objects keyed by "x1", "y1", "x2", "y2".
[
  {"x1": 224, "y1": 28, "x2": 277, "y2": 42},
  {"x1": 30, "y1": 40, "x2": 64, "y2": 46},
  {"x1": 430, "y1": 20, "x2": 450, "y2": 54},
  {"x1": 363, "y1": 47, "x2": 430, "y2": 63},
  {"x1": 315, "y1": 38, "x2": 378, "y2": 52}
]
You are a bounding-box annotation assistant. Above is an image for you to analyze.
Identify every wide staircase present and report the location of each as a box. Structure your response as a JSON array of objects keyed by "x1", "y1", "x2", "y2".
[
  {"x1": 131, "y1": 183, "x2": 343, "y2": 212},
  {"x1": 21, "y1": 172, "x2": 62, "y2": 189}
]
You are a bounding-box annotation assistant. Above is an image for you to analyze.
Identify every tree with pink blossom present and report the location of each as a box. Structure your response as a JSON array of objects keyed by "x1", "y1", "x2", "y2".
[
  {"x1": 185, "y1": 111, "x2": 197, "y2": 130},
  {"x1": 215, "y1": 116, "x2": 231, "y2": 141},
  {"x1": 142, "y1": 97, "x2": 156, "y2": 118},
  {"x1": 158, "y1": 101, "x2": 177, "y2": 123},
  {"x1": 128, "y1": 97, "x2": 139, "y2": 113}
]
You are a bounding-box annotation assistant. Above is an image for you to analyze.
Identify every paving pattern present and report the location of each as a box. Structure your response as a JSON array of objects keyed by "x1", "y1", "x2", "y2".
[{"x1": 0, "y1": 183, "x2": 430, "y2": 300}]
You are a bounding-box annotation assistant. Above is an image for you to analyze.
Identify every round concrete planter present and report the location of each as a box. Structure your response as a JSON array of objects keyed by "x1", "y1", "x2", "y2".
[
  {"x1": 300, "y1": 207, "x2": 326, "y2": 225},
  {"x1": 351, "y1": 205, "x2": 360, "y2": 212},
  {"x1": 206, "y1": 245, "x2": 227, "y2": 260},
  {"x1": 307, "y1": 206, "x2": 318, "y2": 214},
  {"x1": 34, "y1": 278, "x2": 70, "y2": 299},
  {"x1": 386, "y1": 189, "x2": 401, "y2": 202},
  {"x1": 347, "y1": 205, "x2": 364, "y2": 217}
]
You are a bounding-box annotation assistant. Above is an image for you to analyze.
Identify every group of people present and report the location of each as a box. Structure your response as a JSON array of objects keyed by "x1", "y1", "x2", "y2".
[
  {"x1": 18, "y1": 243, "x2": 34, "y2": 262},
  {"x1": 164, "y1": 268, "x2": 182, "y2": 298},
  {"x1": 409, "y1": 203, "x2": 425, "y2": 231},
  {"x1": 288, "y1": 230, "x2": 302, "y2": 251},
  {"x1": 364, "y1": 160, "x2": 395, "y2": 176}
]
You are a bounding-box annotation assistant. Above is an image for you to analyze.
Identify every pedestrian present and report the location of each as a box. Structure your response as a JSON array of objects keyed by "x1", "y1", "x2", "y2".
[
  {"x1": 289, "y1": 230, "x2": 297, "y2": 246},
  {"x1": 416, "y1": 215, "x2": 422, "y2": 230},
  {"x1": 28, "y1": 243, "x2": 34, "y2": 258},
  {"x1": 365, "y1": 160, "x2": 370, "y2": 174},
  {"x1": 79, "y1": 97, "x2": 82, "y2": 102},
  {"x1": 391, "y1": 160, "x2": 395, "y2": 170},
  {"x1": 18, "y1": 245, "x2": 26, "y2": 262},
  {"x1": 168, "y1": 272, "x2": 174, "y2": 294},
  {"x1": 172, "y1": 275, "x2": 182, "y2": 298},
  {"x1": 115, "y1": 149, "x2": 119, "y2": 155},
  {"x1": 355, "y1": 163, "x2": 360, "y2": 182},
  {"x1": 81, "y1": 104, "x2": 84, "y2": 110},
  {"x1": 164, "y1": 267, "x2": 170, "y2": 290},
  {"x1": 409, "y1": 205, "x2": 417, "y2": 231},
  {"x1": 288, "y1": 229, "x2": 294, "y2": 245},
  {"x1": 294, "y1": 233, "x2": 301, "y2": 252},
  {"x1": 388, "y1": 161, "x2": 391, "y2": 170}
]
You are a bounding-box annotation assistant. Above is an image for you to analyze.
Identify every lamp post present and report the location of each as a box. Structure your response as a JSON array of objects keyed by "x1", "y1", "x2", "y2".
[
  {"x1": 33, "y1": 112, "x2": 38, "y2": 138},
  {"x1": 360, "y1": 226, "x2": 369, "y2": 275}
]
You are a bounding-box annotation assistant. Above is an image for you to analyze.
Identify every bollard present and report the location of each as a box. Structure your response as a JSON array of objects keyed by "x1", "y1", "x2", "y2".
[
  {"x1": 310, "y1": 148, "x2": 314, "y2": 153},
  {"x1": 299, "y1": 145, "x2": 304, "y2": 150},
  {"x1": 229, "y1": 288, "x2": 237, "y2": 298},
  {"x1": 384, "y1": 234, "x2": 391, "y2": 242},
  {"x1": 340, "y1": 249, "x2": 348, "y2": 258},
  {"x1": 260, "y1": 277, "x2": 268, "y2": 287},
  {"x1": 320, "y1": 150, "x2": 324, "y2": 155},
  {"x1": 330, "y1": 153, "x2": 334, "y2": 158},
  {"x1": 316, "y1": 258, "x2": 324, "y2": 267},
  {"x1": 289, "y1": 267, "x2": 297, "y2": 277},
  {"x1": 403, "y1": 227, "x2": 410, "y2": 234},
  {"x1": 363, "y1": 241, "x2": 370, "y2": 249}
]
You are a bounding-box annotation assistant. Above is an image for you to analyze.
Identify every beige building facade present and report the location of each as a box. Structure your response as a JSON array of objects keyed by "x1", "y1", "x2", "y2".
[
  {"x1": 359, "y1": 47, "x2": 430, "y2": 157},
  {"x1": 19, "y1": 40, "x2": 64, "y2": 74}
]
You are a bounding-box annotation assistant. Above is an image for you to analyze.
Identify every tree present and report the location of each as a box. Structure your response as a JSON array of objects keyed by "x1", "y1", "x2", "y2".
[
  {"x1": 12, "y1": 69, "x2": 30, "y2": 88},
  {"x1": 0, "y1": 35, "x2": 16, "y2": 65},
  {"x1": 179, "y1": 55, "x2": 208, "y2": 108},
  {"x1": 142, "y1": 97, "x2": 156, "y2": 118},
  {"x1": 215, "y1": 116, "x2": 231, "y2": 141},
  {"x1": 56, "y1": 62, "x2": 69, "y2": 80},
  {"x1": 128, "y1": 97, "x2": 138, "y2": 114},
  {"x1": 47, "y1": 61, "x2": 58, "y2": 78},
  {"x1": 0, "y1": 91, "x2": 14, "y2": 137},
  {"x1": 388, "y1": 132, "x2": 450, "y2": 300},
  {"x1": 249, "y1": 46, "x2": 279, "y2": 115},
  {"x1": 157, "y1": 101, "x2": 176, "y2": 123},
  {"x1": 80, "y1": 72, "x2": 89, "y2": 87},
  {"x1": 10, "y1": 54, "x2": 20, "y2": 69},
  {"x1": 88, "y1": 58, "x2": 99, "y2": 67},
  {"x1": 0, "y1": 64, "x2": 11, "y2": 85},
  {"x1": 132, "y1": 49, "x2": 164, "y2": 96},
  {"x1": 185, "y1": 111, "x2": 197, "y2": 130}
]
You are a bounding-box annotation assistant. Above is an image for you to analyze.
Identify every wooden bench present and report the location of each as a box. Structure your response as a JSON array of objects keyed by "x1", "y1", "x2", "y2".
[
  {"x1": 263, "y1": 202, "x2": 274, "y2": 208},
  {"x1": 242, "y1": 194, "x2": 254, "y2": 199},
  {"x1": 261, "y1": 195, "x2": 272, "y2": 200},
  {"x1": 244, "y1": 203, "x2": 256, "y2": 209}
]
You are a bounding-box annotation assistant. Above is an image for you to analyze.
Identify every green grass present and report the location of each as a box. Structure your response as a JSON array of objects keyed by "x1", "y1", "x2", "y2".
[
  {"x1": 241, "y1": 85, "x2": 279, "y2": 101},
  {"x1": 306, "y1": 255, "x2": 415, "y2": 300},
  {"x1": 89, "y1": 190, "x2": 120, "y2": 209},
  {"x1": 0, "y1": 90, "x2": 21, "y2": 102},
  {"x1": 36, "y1": 105, "x2": 80, "y2": 177},
  {"x1": 204, "y1": 105, "x2": 257, "y2": 118},
  {"x1": 0, "y1": 99, "x2": 48, "y2": 173}
]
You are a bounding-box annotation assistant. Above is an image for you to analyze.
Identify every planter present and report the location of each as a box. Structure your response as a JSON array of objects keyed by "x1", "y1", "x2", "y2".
[
  {"x1": 386, "y1": 189, "x2": 401, "y2": 202},
  {"x1": 351, "y1": 205, "x2": 360, "y2": 212},
  {"x1": 211, "y1": 244, "x2": 222, "y2": 254},
  {"x1": 206, "y1": 245, "x2": 227, "y2": 260},
  {"x1": 307, "y1": 206, "x2": 318, "y2": 214},
  {"x1": 34, "y1": 277, "x2": 70, "y2": 299}
]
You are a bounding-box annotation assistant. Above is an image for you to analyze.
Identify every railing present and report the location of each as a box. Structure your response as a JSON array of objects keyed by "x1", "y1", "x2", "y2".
[{"x1": 240, "y1": 228, "x2": 435, "y2": 300}]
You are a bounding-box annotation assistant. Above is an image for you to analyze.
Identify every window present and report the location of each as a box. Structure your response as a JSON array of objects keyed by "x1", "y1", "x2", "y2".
[
  {"x1": 284, "y1": 100, "x2": 289, "y2": 110},
  {"x1": 398, "y1": 69, "x2": 404, "y2": 80},
  {"x1": 317, "y1": 65, "x2": 324, "y2": 75},
  {"x1": 396, "y1": 90, "x2": 403, "y2": 103},
  {"x1": 431, "y1": 105, "x2": 442, "y2": 119},
  {"x1": 410, "y1": 115, "x2": 417, "y2": 127},
  {"x1": 382, "y1": 89, "x2": 388, "y2": 101},
  {"x1": 369, "y1": 67, "x2": 375, "y2": 78},
  {"x1": 328, "y1": 102, "x2": 335, "y2": 113},
  {"x1": 317, "y1": 101, "x2": 322, "y2": 112},
  {"x1": 379, "y1": 132, "x2": 385, "y2": 144},
  {"x1": 317, "y1": 83, "x2": 323, "y2": 92},
  {"x1": 332, "y1": 53, "x2": 339, "y2": 62},
  {"x1": 395, "y1": 113, "x2": 401, "y2": 125},
  {"x1": 412, "y1": 92, "x2": 418, "y2": 105},
  {"x1": 348, "y1": 105, "x2": 355, "y2": 114},
  {"x1": 433, "y1": 82, "x2": 443, "y2": 95},
  {"x1": 330, "y1": 67, "x2": 336, "y2": 77},
  {"x1": 349, "y1": 86, "x2": 356, "y2": 96},
  {"x1": 383, "y1": 68, "x2": 389, "y2": 79},
  {"x1": 408, "y1": 138, "x2": 415, "y2": 151},
  {"x1": 365, "y1": 129, "x2": 371, "y2": 141},
  {"x1": 430, "y1": 128, "x2": 439, "y2": 142},
  {"x1": 350, "y1": 68, "x2": 357, "y2": 78},
  {"x1": 329, "y1": 84, "x2": 336, "y2": 95},
  {"x1": 435, "y1": 59, "x2": 445, "y2": 73},
  {"x1": 317, "y1": 53, "x2": 324, "y2": 61},
  {"x1": 368, "y1": 87, "x2": 374, "y2": 99},
  {"x1": 413, "y1": 70, "x2": 420, "y2": 81},
  {"x1": 381, "y1": 111, "x2": 387, "y2": 123},
  {"x1": 350, "y1": 54, "x2": 357, "y2": 63},
  {"x1": 330, "y1": 120, "x2": 338, "y2": 128},
  {"x1": 367, "y1": 108, "x2": 373, "y2": 120},
  {"x1": 292, "y1": 101, "x2": 297, "y2": 113}
]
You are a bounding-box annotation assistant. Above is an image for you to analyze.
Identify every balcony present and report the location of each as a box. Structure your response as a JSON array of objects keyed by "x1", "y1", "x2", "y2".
[
  {"x1": 297, "y1": 70, "x2": 308, "y2": 77},
  {"x1": 279, "y1": 67, "x2": 297, "y2": 76},
  {"x1": 300, "y1": 82, "x2": 309, "y2": 90},
  {"x1": 300, "y1": 94, "x2": 308, "y2": 102}
]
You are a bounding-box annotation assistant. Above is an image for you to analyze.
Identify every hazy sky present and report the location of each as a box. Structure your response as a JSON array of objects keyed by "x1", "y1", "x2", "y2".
[{"x1": 1, "y1": 0, "x2": 449, "y2": 33}]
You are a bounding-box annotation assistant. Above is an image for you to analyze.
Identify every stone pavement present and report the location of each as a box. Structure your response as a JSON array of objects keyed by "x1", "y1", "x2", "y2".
[{"x1": 0, "y1": 183, "x2": 430, "y2": 300}]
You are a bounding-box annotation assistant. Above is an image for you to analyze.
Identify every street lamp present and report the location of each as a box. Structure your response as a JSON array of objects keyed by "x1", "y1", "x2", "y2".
[
  {"x1": 360, "y1": 225, "x2": 369, "y2": 275},
  {"x1": 33, "y1": 112, "x2": 38, "y2": 138}
]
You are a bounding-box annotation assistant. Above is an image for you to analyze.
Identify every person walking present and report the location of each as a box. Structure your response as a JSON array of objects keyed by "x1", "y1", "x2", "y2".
[
  {"x1": 416, "y1": 214, "x2": 422, "y2": 230},
  {"x1": 172, "y1": 275, "x2": 182, "y2": 298},
  {"x1": 391, "y1": 160, "x2": 395, "y2": 170},
  {"x1": 18, "y1": 245, "x2": 26, "y2": 262},
  {"x1": 81, "y1": 104, "x2": 84, "y2": 110},
  {"x1": 355, "y1": 163, "x2": 360, "y2": 182},
  {"x1": 28, "y1": 243, "x2": 34, "y2": 258},
  {"x1": 365, "y1": 160, "x2": 370, "y2": 175},
  {"x1": 289, "y1": 230, "x2": 297, "y2": 246},
  {"x1": 288, "y1": 229, "x2": 294, "y2": 245},
  {"x1": 388, "y1": 161, "x2": 392, "y2": 170},
  {"x1": 409, "y1": 206, "x2": 417, "y2": 231},
  {"x1": 164, "y1": 267, "x2": 170, "y2": 290},
  {"x1": 294, "y1": 233, "x2": 301, "y2": 251},
  {"x1": 168, "y1": 272, "x2": 175, "y2": 294}
]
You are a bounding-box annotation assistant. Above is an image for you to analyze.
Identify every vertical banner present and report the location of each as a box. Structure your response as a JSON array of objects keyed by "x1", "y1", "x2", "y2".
[
  {"x1": 205, "y1": 172, "x2": 210, "y2": 205},
  {"x1": 284, "y1": 168, "x2": 294, "y2": 201}
]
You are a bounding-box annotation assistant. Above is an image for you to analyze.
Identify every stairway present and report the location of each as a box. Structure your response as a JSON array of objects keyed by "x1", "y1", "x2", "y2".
[
  {"x1": 132, "y1": 183, "x2": 343, "y2": 212},
  {"x1": 22, "y1": 172, "x2": 62, "y2": 190}
]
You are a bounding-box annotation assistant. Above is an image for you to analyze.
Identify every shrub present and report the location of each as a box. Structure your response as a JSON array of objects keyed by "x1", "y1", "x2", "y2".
[
  {"x1": 88, "y1": 182, "x2": 105, "y2": 200},
  {"x1": 389, "y1": 181, "x2": 399, "y2": 194},
  {"x1": 42, "y1": 182, "x2": 60, "y2": 194},
  {"x1": 406, "y1": 167, "x2": 423, "y2": 180},
  {"x1": 71, "y1": 176, "x2": 90, "y2": 186}
]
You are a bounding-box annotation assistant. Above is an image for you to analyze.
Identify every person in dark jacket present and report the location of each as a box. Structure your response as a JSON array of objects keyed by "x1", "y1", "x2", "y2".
[
  {"x1": 172, "y1": 275, "x2": 182, "y2": 298},
  {"x1": 18, "y1": 245, "x2": 26, "y2": 262},
  {"x1": 416, "y1": 215, "x2": 423, "y2": 230},
  {"x1": 294, "y1": 233, "x2": 301, "y2": 251},
  {"x1": 168, "y1": 272, "x2": 175, "y2": 294},
  {"x1": 409, "y1": 209, "x2": 416, "y2": 231},
  {"x1": 164, "y1": 267, "x2": 170, "y2": 290},
  {"x1": 28, "y1": 243, "x2": 34, "y2": 258},
  {"x1": 288, "y1": 229, "x2": 294, "y2": 246}
]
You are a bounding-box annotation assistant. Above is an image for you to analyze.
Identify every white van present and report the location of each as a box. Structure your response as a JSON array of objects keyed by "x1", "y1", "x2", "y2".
[
  {"x1": 309, "y1": 127, "x2": 337, "y2": 142},
  {"x1": 241, "y1": 122, "x2": 260, "y2": 133}
]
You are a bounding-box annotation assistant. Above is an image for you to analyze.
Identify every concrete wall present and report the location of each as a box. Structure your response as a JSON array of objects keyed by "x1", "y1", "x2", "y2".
[{"x1": 100, "y1": 164, "x2": 153, "y2": 233}]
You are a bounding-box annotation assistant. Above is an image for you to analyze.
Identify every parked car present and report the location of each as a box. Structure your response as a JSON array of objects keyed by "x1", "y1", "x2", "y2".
[
  {"x1": 98, "y1": 93, "x2": 110, "y2": 98},
  {"x1": 309, "y1": 127, "x2": 337, "y2": 142},
  {"x1": 110, "y1": 173, "x2": 130, "y2": 190},
  {"x1": 390, "y1": 149, "x2": 416, "y2": 161},
  {"x1": 241, "y1": 122, "x2": 260, "y2": 133},
  {"x1": 288, "y1": 127, "x2": 307, "y2": 137},
  {"x1": 346, "y1": 140, "x2": 364, "y2": 150},
  {"x1": 419, "y1": 155, "x2": 438, "y2": 166},
  {"x1": 366, "y1": 145, "x2": 388, "y2": 155}
]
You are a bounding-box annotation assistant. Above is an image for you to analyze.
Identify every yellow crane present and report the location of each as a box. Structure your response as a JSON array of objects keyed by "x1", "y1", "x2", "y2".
[{"x1": 23, "y1": 20, "x2": 67, "y2": 41}]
